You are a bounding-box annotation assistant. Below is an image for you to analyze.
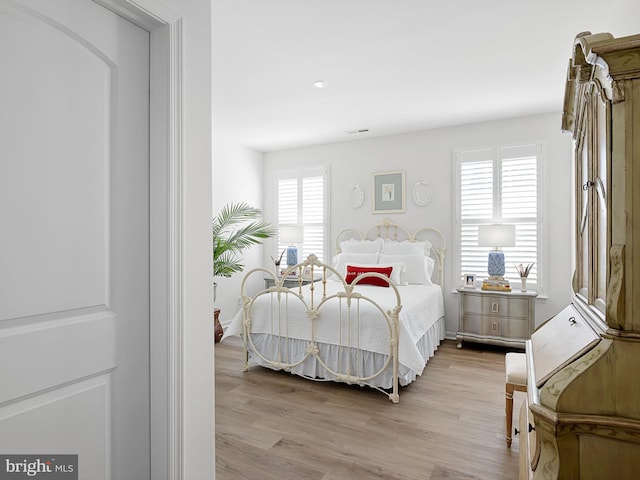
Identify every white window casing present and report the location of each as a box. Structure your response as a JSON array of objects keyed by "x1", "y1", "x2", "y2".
[
  {"x1": 275, "y1": 165, "x2": 329, "y2": 264},
  {"x1": 454, "y1": 144, "x2": 543, "y2": 293}
]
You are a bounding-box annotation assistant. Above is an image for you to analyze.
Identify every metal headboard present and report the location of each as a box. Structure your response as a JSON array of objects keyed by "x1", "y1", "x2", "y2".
[{"x1": 335, "y1": 218, "x2": 447, "y2": 288}]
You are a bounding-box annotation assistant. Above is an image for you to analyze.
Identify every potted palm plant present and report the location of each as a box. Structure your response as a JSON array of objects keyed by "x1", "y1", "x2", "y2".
[{"x1": 213, "y1": 202, "x2": 275, "y2": 341}]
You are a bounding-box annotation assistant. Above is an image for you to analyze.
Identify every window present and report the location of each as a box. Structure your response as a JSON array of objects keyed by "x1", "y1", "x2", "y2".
[
  {"x1": 275, "y1": 166, "x2": 329, "y2": 263},
  {"x1": 455, "y1": 144, "x2": 542, "y2": 290}
]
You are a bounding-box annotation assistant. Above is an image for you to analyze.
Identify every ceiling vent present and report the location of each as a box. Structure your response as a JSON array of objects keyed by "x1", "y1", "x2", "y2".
[{"x1": 346, "y1": 129, "x2": 370, "y2": 135}]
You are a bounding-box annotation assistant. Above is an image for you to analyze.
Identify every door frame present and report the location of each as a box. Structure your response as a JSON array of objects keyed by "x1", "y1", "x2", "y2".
[{"x1": 94, "y1": 1, "x2": 186, "y2": 478}]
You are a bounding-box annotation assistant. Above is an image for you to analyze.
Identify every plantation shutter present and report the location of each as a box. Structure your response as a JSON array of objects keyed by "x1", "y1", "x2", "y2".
[
  {"x1": 459, "y1": 153, "x2": 494, "y2": 279},
  {"x1": 501, "y1": 146, "x2": 538, "y2": 284},
  {"x1": 276, "y1": 166, "x2": 328, "y2": 263},
  {"x1": 301, "y1": 175, "x2": 325, "y2": 261},
  {"x1": 457, "y1": 144, "x2": 540, "y2": 288}
]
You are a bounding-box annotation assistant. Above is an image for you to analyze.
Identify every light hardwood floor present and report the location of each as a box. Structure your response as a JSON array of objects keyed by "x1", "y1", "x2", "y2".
[{"x1": 215, "y1": 336, "x2": 524, "y2": 480}]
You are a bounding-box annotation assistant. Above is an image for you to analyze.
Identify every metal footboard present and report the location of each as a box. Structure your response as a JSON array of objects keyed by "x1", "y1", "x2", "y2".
[{"x1": 240, "y1": 254, "x2": 403, "y2": 403}]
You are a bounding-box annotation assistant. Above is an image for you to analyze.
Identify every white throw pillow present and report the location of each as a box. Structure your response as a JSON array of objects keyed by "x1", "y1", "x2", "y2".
[
  {"x1": 379, "y1": 253, "x2": 433, "y2": 285},
  {"x1": 382, "y1": 263, "x2": 405, "y2": 285}
]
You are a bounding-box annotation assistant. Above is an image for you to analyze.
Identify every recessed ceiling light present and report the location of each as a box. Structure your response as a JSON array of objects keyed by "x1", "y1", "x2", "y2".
[{"x1": 313, "y1": 80, "x2": 326, "y2": 88}]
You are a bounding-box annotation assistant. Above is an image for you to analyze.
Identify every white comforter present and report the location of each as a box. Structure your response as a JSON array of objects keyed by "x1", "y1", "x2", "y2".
[{"x1": 222, "y1": 280, "x2": 444, "y2": 375}]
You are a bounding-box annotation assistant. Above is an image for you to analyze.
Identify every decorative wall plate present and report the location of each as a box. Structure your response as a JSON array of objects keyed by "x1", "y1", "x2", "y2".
[
  {"x1": 413, "y1": 180, "x2": 432, "y2": 206},
  {"x1": 351, "y1": 184, "x2": 365, "y2": 208}
]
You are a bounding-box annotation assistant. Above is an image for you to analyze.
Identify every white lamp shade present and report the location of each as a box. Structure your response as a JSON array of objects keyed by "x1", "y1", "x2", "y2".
[
  {"x1": 280, "y1": 225, "x2": 304, "y2": 244},
  {"x1": 478, "y1": 224, "x2": 516, "y2": 248}
]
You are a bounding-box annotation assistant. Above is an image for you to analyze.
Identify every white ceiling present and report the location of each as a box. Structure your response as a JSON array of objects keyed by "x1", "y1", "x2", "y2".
[{"x1": 212, "y1": 0, "x2": 618, "y2": 153}]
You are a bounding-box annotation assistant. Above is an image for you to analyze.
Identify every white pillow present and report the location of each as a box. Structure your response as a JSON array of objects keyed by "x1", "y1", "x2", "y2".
[
  {"x1": 379, "y1": 253, "x2": 433, "y2": 285},
  {"x1": 382, "y1": 240, "x2": 432, "y2": 256},
  {"x1": 339, "y1": 237, "x2": 383, "y2": 254},
  {"x1": 425, "y1": 255, "x2": 436, "y2": 278},
  {"x1": 382, "y1": 263, "x2": 406, "y2": 285},
  {"x1": 332, "y1": 253, "x2": 379, "y2": 278}
]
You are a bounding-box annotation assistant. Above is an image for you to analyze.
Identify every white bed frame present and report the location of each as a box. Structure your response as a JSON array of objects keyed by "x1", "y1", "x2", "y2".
[
  {"x1": 238, "y1": 219, "x2": 446, "y2": 403},
  {"x1": 335, "y1": 218, "x2": 446, "y2": 287}
]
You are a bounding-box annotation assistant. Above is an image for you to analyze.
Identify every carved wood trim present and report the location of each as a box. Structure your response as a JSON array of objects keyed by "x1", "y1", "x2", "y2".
[
  {"x1": 612, "y1": 80, "x2": 626, "y2": 104},
  {"x1": 603, "y1": 328, "x2": 640, "y2": 340},
  {"x1": 557, "y1": 415, "x2": 640, "y2": 442},
  {"x1": 593, "y1": 45, "x2": 640, "y2": 80},
  {"x1": 607, "y1": 244, "x2": 625, "y2": 328}
]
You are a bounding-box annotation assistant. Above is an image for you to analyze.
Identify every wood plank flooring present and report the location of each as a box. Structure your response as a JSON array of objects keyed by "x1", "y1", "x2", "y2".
[{"x1": 215, "y1": 337, "x2": 524, "y2": 480}]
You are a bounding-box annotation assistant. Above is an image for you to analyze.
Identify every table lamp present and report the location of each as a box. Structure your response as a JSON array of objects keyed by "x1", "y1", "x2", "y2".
[
  {"x1": 280, "y1": 225, "x2": 304, "y2": 267},
  {"x1": 478, "y1": 224, "x2": 515, "y2": 278}
]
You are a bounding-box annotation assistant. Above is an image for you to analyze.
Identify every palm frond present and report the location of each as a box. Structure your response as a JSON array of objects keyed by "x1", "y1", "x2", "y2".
[
  {"x1": 214, "y1": 251, "x2": 245, "y2": 278},
  {"x1": 213, "y1": 202, "x2": 276, "y2": 277}
]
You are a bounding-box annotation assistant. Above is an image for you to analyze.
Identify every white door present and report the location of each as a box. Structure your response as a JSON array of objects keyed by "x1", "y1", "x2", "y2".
[{"x1": 0, "y1": 1, "x2": 150, "y2": 478}]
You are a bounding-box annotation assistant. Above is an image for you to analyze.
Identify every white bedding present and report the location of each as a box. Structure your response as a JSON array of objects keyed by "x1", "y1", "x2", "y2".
[{"x1": 222, "y1": 279, "x2": 444, "y2": 375}]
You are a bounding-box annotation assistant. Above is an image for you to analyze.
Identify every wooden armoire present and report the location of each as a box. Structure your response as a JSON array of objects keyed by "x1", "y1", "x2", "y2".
[{"x1": 519, "y1": 32, "x2": 640, "y2": 479}]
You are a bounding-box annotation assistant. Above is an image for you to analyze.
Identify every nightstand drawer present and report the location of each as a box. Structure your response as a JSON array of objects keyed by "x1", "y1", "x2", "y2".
[
  {"x1": 461, "y1": 313, "x2": 530, "y2": 339},
  {"x1": 462, "y1": 294, "x2": 529, "y2": 319}
]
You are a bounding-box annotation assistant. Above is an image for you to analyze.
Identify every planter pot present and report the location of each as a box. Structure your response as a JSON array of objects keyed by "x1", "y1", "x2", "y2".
[{"x1": 214, "y1": 308, "x2": 223, "y2": 343}]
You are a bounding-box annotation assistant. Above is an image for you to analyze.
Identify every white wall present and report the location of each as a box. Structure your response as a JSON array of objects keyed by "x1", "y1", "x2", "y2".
[
  {"x1": 605, "y1": 1, "x2": 640, "y2": 38},
  {"x1": 212, "y1": 138, "x2": 265, "y2": 323},
  {"x1": 263, "y1": 112, "x2": 573, "y2": 338}
]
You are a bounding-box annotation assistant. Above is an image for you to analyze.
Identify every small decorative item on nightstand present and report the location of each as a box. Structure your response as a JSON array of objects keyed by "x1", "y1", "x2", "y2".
[
  {"x1": 464, "y1": 273, "x2": 476, "y2": 289},
  {"x1": 271, "y1": 248, "x2": 286, "y2": 276},
  {"x1": 302, "y1": 266, "x2": 313, "y2": 281},
  {"x1": 280, "y1": 225, "x2": 304, "y2": 267},
  {"x1": 515, "y1": 262, "x2": 535, "y2": 292},
  {"x1": 478, "y1": 224, "x2": 515, "y2": 277},
  {"x1": 481, "y1": 277, "x2": 511, "y2": 292}
]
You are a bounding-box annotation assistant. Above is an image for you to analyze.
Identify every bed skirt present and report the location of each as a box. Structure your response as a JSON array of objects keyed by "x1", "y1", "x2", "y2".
[{"x1": 246, "y1": 316, "x2": 445, "y2": 389}]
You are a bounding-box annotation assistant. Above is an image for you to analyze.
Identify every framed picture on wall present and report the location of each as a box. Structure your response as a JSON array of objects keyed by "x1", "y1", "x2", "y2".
[{"x1": 372, "y1": 170, "x2": 405, "y2": 214}]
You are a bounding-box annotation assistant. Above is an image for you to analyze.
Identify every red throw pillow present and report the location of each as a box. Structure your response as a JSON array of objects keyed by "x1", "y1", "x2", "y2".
[{"x1": 345, "y1": 265, "x2": 393, "y2": 287}]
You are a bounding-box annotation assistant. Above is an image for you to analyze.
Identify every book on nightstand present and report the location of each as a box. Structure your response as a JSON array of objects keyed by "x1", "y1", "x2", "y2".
[{"x1": 481, "y1": 276, "x2": 511, "y2": 292}]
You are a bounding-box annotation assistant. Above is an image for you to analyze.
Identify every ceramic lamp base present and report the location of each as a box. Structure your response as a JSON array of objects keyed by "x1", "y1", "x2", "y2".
[
  {"x1": 286, "y1": 246, "x2": 298, "y2": 267},
  {"x1": 487, "y1": 250, "x2": 505, "y2": 277}
]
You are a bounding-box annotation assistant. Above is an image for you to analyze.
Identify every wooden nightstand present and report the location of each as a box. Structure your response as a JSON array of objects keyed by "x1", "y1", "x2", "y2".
[
  {"x1": 456, "y1": 287, "x2": 537, "y2": 349},
  {"x1": 264, "y1": 276, "x2": 316, "y2": 289}
]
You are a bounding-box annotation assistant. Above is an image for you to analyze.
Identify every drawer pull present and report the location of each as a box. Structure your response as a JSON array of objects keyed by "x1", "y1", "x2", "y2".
[
  {"x1": 514, "y1": 424, "x2": 535, "y2": 436},
  {"x1": 491, "y1": 302, "x2": 499, "y2": 313},
  {"x1": 568, "y1": 316, "x2": 577, "y2": 325}
]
